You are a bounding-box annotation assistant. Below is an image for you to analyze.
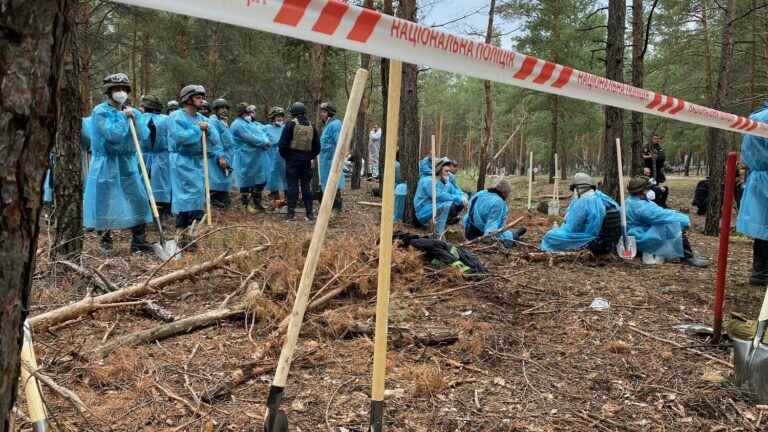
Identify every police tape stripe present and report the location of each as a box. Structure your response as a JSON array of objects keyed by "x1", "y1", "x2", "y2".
[{"x1": 114, "y1": 0, "x2": 768, "y2": 139}]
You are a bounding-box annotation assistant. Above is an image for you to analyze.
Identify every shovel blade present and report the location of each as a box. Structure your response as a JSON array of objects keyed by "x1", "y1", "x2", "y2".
[
  {"x1": 151, "y1": 240, "x2": 180, "y2": 262},
  {"x1": 263, "y1": 408, "x2": 288, "y2": 432},
  {"x1": 616, "y1": 236, "x2": 637, "y2": 260},
  {"x1": 733, "y1": 336, "x2": 768, "y2": 402}
]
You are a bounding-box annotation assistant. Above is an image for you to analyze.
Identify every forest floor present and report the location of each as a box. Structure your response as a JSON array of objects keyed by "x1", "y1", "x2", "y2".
[{"x1": 18, "y1": 175, "x2": 766, "y2": 432}]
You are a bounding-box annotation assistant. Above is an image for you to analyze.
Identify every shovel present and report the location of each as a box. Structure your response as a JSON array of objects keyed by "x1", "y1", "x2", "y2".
[
  {"x1": 431, "y1": 135, "x2": 438, "y2": 238},
  {"x1": 547, "y1": 153, "x2": 559, "y2": 216},
  {"x1": 614, "y1": 138, "x2": 637, "y2": 259},
  {"x1": 129, "y1": 118, "x2": 179, "y2": 261},
  {"x1": 202, "y1": 131, "x2": 213, "y2": 226},
  {"x1": 733, "y1": 286, "x2": 768, "y2": 402},
  {"x1": 263, "y1": 68, "x2": 369, "y2": 432}
]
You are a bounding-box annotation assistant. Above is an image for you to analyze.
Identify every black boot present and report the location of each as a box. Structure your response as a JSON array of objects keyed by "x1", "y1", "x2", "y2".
[
  {"x1": 251, "y1": 190, "x2": 266, "y2": 213},
  {"x1": 285, "y1": 208, "x2": 296, "y2": 221},
  {"x1": 130, "y1": 224, "x2": 154, "y2": 254},
  {"x1": 681, "y1": 232, "x2": 710, "y2": 268},
  {"x1": 751, "y1": 239, "x2": 768, "y2": 286},
  {"x1": 99, "y1": 231, "x2": 114, "y2": 257}
]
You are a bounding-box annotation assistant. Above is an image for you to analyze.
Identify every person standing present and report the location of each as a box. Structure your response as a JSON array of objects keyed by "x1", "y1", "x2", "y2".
[
  {"x1": 265, "y1": 106, "x2": 288, "y2": 212},
  {"x1": 138, "y1": 94, "x2": 171, "y2": 216},
  {"x1": 737, "y1": 101, "x2": 768, "y2": 286},
  {"x1": 167, "y1": 84, "x2": 221, "y2": 247},
  {"x1": 208, "y1": 98, "x2": 234, "y2": 208},
  {"x1": 278, "y1": 102, "x2": 321, "y2": 221},
  {"x1": 166, "y1": 100, "x2": 180, "y2": 114},
  {"x1": 642, "y1": 134, "x2": 666, "y2": 184},
  {"x1": 83, "y1": 73, "x2": 153, "y2": 255},
  {"x1": 318, "y1": 102, "x2": 344, "y2": 213},
  {"x1": 368, "y1": 123, "x2": 381, "y2": 179},
  {"x1": 231, "y1": 103, "x2": 271, "y2": 213}
]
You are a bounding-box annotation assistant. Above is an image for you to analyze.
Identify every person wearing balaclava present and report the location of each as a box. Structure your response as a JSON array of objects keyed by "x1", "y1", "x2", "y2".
[
  {"x1": 207, "y1": 98, "x2": 234, "y2": 208},
  {"x1": 138, "y1": 94, "x2": 172, "y2": 217},
  {"x1": 265, "y1": 106, "x2": 288, "y2": 212},
  {"x1": 83, "y1": 73, "x2": 153, "y2": 256},
  {"x1": 231, "y1": 103, "x2": 271, "y2": 213},
  {"x1": 167, "y1": 84, "x2": 222, "y2": 249},
  {"x1": 318, "y1": 102, "x2": 345, "y2": 215}
]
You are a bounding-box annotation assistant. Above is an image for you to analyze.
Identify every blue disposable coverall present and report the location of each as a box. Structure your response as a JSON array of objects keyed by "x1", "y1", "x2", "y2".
[
  {"x1": 319, "y1": 117, "x2": 345, "y2": 190},
  {"x1": 464, "y1": 190, "x2": 516, "y2": 242},
  {"x1": 414, "y1": 169, "x2": 463, "y2": 233},
  {"x1": 231, "y1": 117, "x2": 270, "y2": 189},
  {"x1": 83, "y1": 102, "x2": 152, "y2": 230},
  {"x1": 167, "y1": 109, "x2": 222, "y2": 214},
  {"x1": 737, "y1": 103, "x2": 768, "y2": 241},
  {"x1": 626, "y1": 194, "x2": 690, "y2": 258},
  {"x1": 207, "y1": 114, "x2": 233, "y2": 192},
  {"x1": 265, "y1": 123, "x2": 286, "y2": 192},
  {"x1": 146, "y1": 113, "x2": 171, "y2": 204},
  {"x1": 541, "y1": 190, "x2": 607, "y2": 251}
]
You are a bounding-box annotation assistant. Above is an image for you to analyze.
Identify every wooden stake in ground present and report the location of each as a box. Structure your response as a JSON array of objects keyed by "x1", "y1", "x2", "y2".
[
  {"x1": 527, "y1": 151, "x2": 534, "y2": 210},
  {"x1": 19, "y1": 322, "x2": 49, "y2": 432},
  {"x1": 263, "y1": 68, "x2": 369, "y2": 432},
  {"x1": 370, "y1": 58, "x2": 402, "y2": 432},
  {"x1": 202, "y1": 132, "x2": 212, "y2": 226}
]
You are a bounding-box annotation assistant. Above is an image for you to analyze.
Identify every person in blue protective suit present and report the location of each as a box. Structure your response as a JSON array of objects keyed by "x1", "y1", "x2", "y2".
[
  {"x1": 208, "y1": 98, "x2": 234, "y2": 208},
  {"x1": 231, "y1": 103, "x2": 271, "y2": 213},
  {"x1": 419, "y1": 155, "x2": 433, "y2": 178},
  {"x1": 167, "y1": 84, "x2": 222, "y2": 248},
  {"x1": 83, "y1": 73, "x2": 154, "y2": 256},
  {"x1": 319, "y1": 102, "x2": 345, "y2": 213},
  {"x1": 465, "y1": 179, "x2": 527, "y2": 248},
  {"x1": 446, "y1": 159, "x2": 469, "y2": 222},
  {"x1": 137, "y1": 95, "x2": 166, "y2": 208},
  {"x1": 265, "y1": 106, "x2": 287, "y2": 212},
  {"x1": 737, "y1": 101, "x2": 768, "y2": 285},
  {"x1": 625, "y1": 176, "x2": 708, "y2": 267},
  {"x1": 541, "y1": 173, "x2": 609, "y2": 252},
  {"x1": 414, "y1": 158, "x2": 466, "y2": 235},
  {"x1": 279, "y1": 102, "x2": 321, "y2": 221},
  {"x1": 166, "y1": 100, "x2": 179, "y2": 115},
  {"x1": 200, "y1": 100, "x2": 211, "y2": 117}
]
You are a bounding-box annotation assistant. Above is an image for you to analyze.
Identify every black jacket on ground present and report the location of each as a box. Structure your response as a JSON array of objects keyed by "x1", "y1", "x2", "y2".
[{"x1": 278, "y1": 115, "x2": 320, "y2": 162}]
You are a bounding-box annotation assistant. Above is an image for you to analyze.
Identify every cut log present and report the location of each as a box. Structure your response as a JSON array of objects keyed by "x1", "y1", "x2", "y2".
[
  {"x1": 92, "y1": 304, "x2": 246, "y2": 358},
  {"x1": 31, "y1": 247, "x2": 268, "y2": 331},
  {"x1": 343, "y1": 322, "x2": 458, "y2": 347},
  {"x1": 202, "y1": 362, "x2": 275, "y2": 402}
]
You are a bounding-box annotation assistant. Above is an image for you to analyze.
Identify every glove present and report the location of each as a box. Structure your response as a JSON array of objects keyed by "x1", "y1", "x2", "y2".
[{"x1": 502, "y1": 239, "x2": 515, "y2": 249}]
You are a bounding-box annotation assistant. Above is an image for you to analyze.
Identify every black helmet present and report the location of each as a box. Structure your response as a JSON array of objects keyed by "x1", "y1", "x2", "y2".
[
  {"x1": 179, "y1": 84, "x2": 206, "y2": 104},
  {"x1": 320, "y1": 102, "x2": 337, "y2": 115},
  {"x1": 140, "y1": 94, "x2": 163, "y2": 112},
  {"x1": 212, "y1": 98, "x2": 229, "y2": 111},
  {"x1": 268, "y1": 106, "x2": 286, "y2": 119},
  {"x1": 627, "y1": 176, "x2": 651, "y2": 194},
  {"x1": 236, "y1": 102, "x2": 250, "y2": 116},
  {"x1": 289, "y1": 102, "x2": 306, "y2": 116},
  {"x1": 166, "y1": 100, "x2": 180, "y2": 113},
  {"x1": 102, "y1": 73, "x2": 131, "y2": 94}
]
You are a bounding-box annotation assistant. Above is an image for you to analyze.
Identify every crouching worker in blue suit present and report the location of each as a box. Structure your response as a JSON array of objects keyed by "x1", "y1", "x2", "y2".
[
  {"x1": 414, "y1": 158, "x2": 466, "y2": 235},
  {"x1": 625, "y1": 176, "x2": 709, "y2": 267},
  {"x1": 83, "y1": 73, "x2": 153, "y2": 256},
  {"x1": 464, "y1": 179, "x2": 526, "y2": 248},
  {"x1": 541, "y1": 173, "x2": 616, "y2": 253}
]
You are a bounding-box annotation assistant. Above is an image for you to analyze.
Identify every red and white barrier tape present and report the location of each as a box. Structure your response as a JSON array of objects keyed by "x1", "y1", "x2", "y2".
[{"x1": 113, "y1": 0, "x2": 767, "y2": 138}]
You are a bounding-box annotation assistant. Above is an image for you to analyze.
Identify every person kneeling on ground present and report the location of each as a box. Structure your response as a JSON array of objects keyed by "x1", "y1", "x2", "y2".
[
  {"x1": 278, "y1": 102, "x2": 321, "y2": 221},
  {"x1": 541, "y1": 173, "x2": 615, "y2": 253},
  {"x1": 464, "y1": 179, "x2": 526, "y2": 248},
  {"x1": 643, "y1": 166, "x2": 669, "y2": 208},
  {"x1": 625, "y1": 176, "x2": 709, "y2": 267},
  {"x1": 414, "y1": 158, "x2": 466, "y2": 235}
]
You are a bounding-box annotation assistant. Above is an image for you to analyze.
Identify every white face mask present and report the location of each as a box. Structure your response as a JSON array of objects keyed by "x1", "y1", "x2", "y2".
[
  {"x1": 275, "y1": 120, "x2": 285, "y2": 127},
  {"x1": 244, "y1": 115, "x2": 252, "y2": 122},
  {"x1": 112, "y1": 91, "x2": 128, "y2": 105}
]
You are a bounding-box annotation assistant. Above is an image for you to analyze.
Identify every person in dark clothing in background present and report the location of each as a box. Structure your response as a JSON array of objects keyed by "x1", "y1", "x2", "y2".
[
  {"x1": 278, "y1": 102, "x2": 321, "y2": 221},
  {"x1": 643, "y1": 166, "x2": 669, "y2": 208},
  {"x1": 642, "y1": 134, "x2": 666, "y2": 184}
]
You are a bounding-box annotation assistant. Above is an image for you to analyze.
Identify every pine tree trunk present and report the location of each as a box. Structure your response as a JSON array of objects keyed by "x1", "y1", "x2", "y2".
[
  {"x1": 601, "y1": 0, "x2": 626, "y2": 199},
  {"x1": 53, "y1": 0, "x2": 84, "y2": 260},
  {"x1": 80, "y1": 1, "x2": 92, "y2": 112},
  {"x1": 549, "y1": 95, "x2": 559, "y2": 184},
  {"x1": 630, "y1": 0, "x2": 645, "y2": 176},
  {"x1": 0, "y1": 2, "x2": 65, "y2": 428},
  {"x1": 310, "y1": 43, "x2": 327, "y2": 194},
  {"x1": 141, "y1": 31, "x2": 151, "y2": 95},
  {"x1": 701, "y1": 0, "x2": 714, "y2": 105},
  {"x1": 704, "y1": 0, "x2": 736, "y2": 236},
  {"x1": 397, "y1": 0, "x2": 420, "y2": 225},
  {"x1": 352, "y1": 0, "x2": 374, "y2": 191},
  {"x1": 477, "y1": 0, "x2": 496, "y2": 191},
  {"x1": 209, "y1": 25, "x2": 221, "y2": 97}
]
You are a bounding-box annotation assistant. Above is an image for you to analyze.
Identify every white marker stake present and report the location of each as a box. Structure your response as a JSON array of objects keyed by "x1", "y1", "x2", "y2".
[
  {"x1": 527, "y1": 151, "x2": 534, "y2": 210},
  {"x1": 431, "y1": 135, "x2": 437, "y2": 237}
]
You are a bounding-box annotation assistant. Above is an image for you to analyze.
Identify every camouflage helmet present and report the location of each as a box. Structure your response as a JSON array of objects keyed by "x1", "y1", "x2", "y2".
[
  {"x1": 268, "y1": 106, "x2": 286, "y2": 119},
  {"x1": 627, "y1": 176, "x2": 651, "y2": 194},
  {"x1": 102, "y1": 73, "x2": 131, "y2": 94},
  {"x1": 140, "y1": 94, "x2": 163, "y2": 112},
  {"x1": 211, "y1": 98, "x2": 229, "y2": 111}
]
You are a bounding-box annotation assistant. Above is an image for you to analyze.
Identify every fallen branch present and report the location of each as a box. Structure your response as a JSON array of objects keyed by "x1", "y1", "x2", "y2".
[
  {"x1": 344, "y1": 322, "x2": 458, "y2": 347},
  {"x1": 32, "y1": 246, "x2": 268, "y2": 331},
  {"x1": 92, "y1": 304, "x2": 247, "y2": 359},
  {"x1": 202, "y1": 362, "x2": 275, "y2": 402},
  {"x1": 56, "y1": 260, "x2": 175, "y2": 322},
  {"x1": 358, "y1": 201, "x2": 382, "y2": 208},
  {"x1": 272, "y1": 283, "x2": 353, "y2": 336},
  {"x1": 22, "y1": 362, "x2": 88, "y2": 414},
  {"x1": 628, "y1": 325, "x2": 733, "y2": 368}
]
